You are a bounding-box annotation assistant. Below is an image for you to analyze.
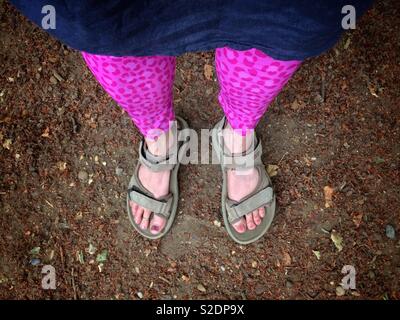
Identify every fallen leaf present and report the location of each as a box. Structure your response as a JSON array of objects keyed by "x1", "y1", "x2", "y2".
[
  {"x1": 181, "y1": 275, "x2": 190, "y2": 282},
  {"x1": 368, "y1": 84, "x2": 379, "y2": 98},
  {"x1": 304, "y1": 157, "x2": 312, "y2": 166},
  {"x1": 290, "y1": 99, "x2": 300, "y2": 110},
  {"x1": 87, "y1": 243, "x2": 97, "y2": 255},
  {"x1": 312, "y1": 250, "x2": 321, "y2": 260},
  {"x1": 266, "y1": 164, "x2": 279, "y2": 177},
  {"x1": 324, "y1": 186, "x2": 334, "y2": 208},
  {"x1": 96, "y1": 249, "x2": 108, "y2": 263},
  {"x1": 330, "y1": 230, "x2": 343, "y2": 252},
  {"x1": 76, "y1": 250, "x2": 84, "y2": 264},
  {"x1": 2, "y1": 139, "x2": 12, "y2": 150},
  {"x1": 41, "y1": 127, "x2": 50, "y2": 138},
  {"x1": 351, "y1": 212, "x2": 363, "y2": 228},
  {"x1": 30, "y1": 247, "x2": 41, "y2": 255},
  {"x1": 204, "y1": 64, "x2": 213, "y2": 80},
  {"x1": 57, "y1": 161, "x2": 67, "y2": 171},
  {"x1": 336, "y1": 285, "x2": 345, "y2": 296}
]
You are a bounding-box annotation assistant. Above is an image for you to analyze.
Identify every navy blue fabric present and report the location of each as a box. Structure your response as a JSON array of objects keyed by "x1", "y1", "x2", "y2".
[{"x1": 11, "y1": 0, "x2": 372, "y2": 61}]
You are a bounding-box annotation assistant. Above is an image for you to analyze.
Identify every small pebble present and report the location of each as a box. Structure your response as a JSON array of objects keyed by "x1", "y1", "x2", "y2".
[
  {"x1": 336, "y1": 286, "x2": 345, "y2": 296},
  {"x1": 137, "y1": 292, "x2": 143, "y2": 299},
  {"x1": 30, "y1": 258, "x2": 41, "y2": 266},
  {"x1": 78, "y1": 170, "x2": 88, "y2": 181},
  {"x1": 197, "y1": 284, "x2": 206, "y2": 293},
  {"x1": 213, "y1": 220, "x2": 221, "y2": 227},
  {"x1": 115, "y1": 167, "x2": 123, "y2": 176},
  {"x1": 49, "y1": 76, "x2": 58, "y2": 85},
  {"x1": 385, "y1": 224, "x2": 396, "y2": 239}
]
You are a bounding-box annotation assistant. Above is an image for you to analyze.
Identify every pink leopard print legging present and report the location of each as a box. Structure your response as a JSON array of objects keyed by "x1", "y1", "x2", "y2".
[{"x1": 82, "y1": 48, "x2": 301, "y2": 139}]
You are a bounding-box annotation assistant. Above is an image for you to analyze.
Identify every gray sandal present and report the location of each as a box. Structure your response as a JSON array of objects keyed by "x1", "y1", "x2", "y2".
[
  {"x1": 126, "y1": 116, "x2": 190, "y2": 239},
  {"x1": 212, "y1": 117, "x2": 276, "y2": 244}
]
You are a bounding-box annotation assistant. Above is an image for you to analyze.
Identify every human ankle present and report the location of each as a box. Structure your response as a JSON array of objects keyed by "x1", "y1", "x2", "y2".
[
  {"x1": 223, "y1": 122, "x2": 254, "y2": 155},
  {"x1": 145, "y1": 127, "x2": 175, "y2": 157}
]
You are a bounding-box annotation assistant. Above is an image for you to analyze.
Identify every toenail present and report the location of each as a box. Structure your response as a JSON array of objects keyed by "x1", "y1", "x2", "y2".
[{"x1": 151, "y1": 225, "x2": 159, "y2": 232}]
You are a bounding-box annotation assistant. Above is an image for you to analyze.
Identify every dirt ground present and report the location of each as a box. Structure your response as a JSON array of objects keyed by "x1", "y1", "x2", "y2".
[{"x1": 0, "y1": 0, "x2": 399, "y2": 300}]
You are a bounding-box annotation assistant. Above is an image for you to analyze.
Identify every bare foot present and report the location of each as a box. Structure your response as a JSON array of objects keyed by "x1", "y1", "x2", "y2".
[
  {"x1": 223, "y1": 123, "x2": 265, "y2": 233},
  {"x1": 129, "y1": 128, "x2": 174, "y2": 235}
]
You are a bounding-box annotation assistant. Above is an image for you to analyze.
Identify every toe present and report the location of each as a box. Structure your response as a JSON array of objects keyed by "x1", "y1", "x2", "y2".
[
  {"x1": 246, "y1": 213, "x2": 256, "y2": 230},
  {"x1": 130, "y1": 201, "x2": 138, "y2": 215},
  {"x1": 134, "y1": 207, "x2": 144, "y2": 225},
  {"x1": 259, "y1": 207, "x2": 265, "y2": 218},
  {"x1": 232, "y1": 218, "x2": 247, "y2": 233},
  {"x1": 149, "y1": 214, "x2": 166, "y2": 235},
  {"x1": 253, "y1": 210, "x2": 262, "y2": 225},
  {"x1": 140, "y1": 209, "x2": 151, "y2": 230}
]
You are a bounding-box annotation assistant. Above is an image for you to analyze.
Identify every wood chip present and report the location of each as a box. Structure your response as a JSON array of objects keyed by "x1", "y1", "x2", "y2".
[
  {"x1": 204, "y1": 64, "x2": 213, "y2": 80},
  {"x1": 323, "y1": 186, "x2": 334, "y2": 208}
]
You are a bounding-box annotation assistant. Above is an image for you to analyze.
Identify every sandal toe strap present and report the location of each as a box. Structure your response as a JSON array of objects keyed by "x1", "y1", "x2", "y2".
[
  {"x1": 128, "y1": 187, "x2": 173, "y2": 218},
  {"x1": 226, "y1": 186, "x2": 274, "y2": 224}
]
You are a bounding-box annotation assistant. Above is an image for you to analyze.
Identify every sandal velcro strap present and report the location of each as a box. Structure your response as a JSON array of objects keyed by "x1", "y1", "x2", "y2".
[
  {"x1": 212, "y1": 117, "x2": 263, "y2": 170},
  {"x1": 128, "y1": 187, "x2": 173, "y2": 218},
  {"x1": 138, "y1": 140, "x2": 177, "y2": 172},
  {"x1": 226, "y1": 186, "x2": 273, "y2": 223},
  {"x1": 221, "y1": 140, "x2": 263, "y2": 170}
]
